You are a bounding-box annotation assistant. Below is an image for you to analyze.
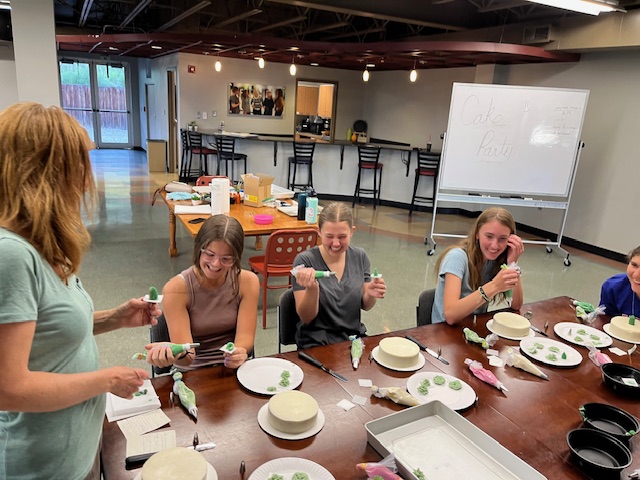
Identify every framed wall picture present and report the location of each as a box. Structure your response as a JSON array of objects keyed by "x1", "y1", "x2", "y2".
[{"x1": 229, "y1": 83, "x2": 285, "y2": 118}]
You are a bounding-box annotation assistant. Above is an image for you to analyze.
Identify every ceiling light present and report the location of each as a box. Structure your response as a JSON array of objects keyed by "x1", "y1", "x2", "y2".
[
  {"x1": 214, "y1": 60, "x2": 222, "y2": 72},
  {"x1": 108, "y1": 46, "x2": 119, "y2": 51},
  {"x1": 526, "y1": 0, "x2": 621, "y2": 15},
  {"x1": 362, "y1": 69, "x2": 370, "y2": 82},
  {"x1": 289, "y1": 55, "x2": 296, "y2": 76},
  {"x1": 366, "y1": 63, "x2": 375, "y2": 68},
  {"x1": 310, "y1": 63, "x2": 319, "y2": 66},
  {"x1": 258, "y1": 57, "x2": 265, "y2": 69},
  {"x1": 151, "y1": 45, "x2": 162, "y2": 50},
  {"x1": 410, "y1": 60, "x2": 417, "y2": 82}
]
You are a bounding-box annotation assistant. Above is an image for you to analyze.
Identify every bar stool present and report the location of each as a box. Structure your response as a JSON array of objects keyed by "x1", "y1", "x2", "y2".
[
  {"x1": 287, "y1": 141, "x2": 316, "y2": 191},
  {"x1": 187, "y1": 131, "x2": 217, "y2": 180},
  {"x1": 178, "y1": 129, "x2": 193, "y2": 183},
  {"x1": 215, "y1": 136, "x2": 248, "y2": 183},
  {"x1": 409, "y1": 150, "x2": 440, "y2": 215},
  {"x1": 352, "y1": 145, "x2": 383, "y2": 209}
]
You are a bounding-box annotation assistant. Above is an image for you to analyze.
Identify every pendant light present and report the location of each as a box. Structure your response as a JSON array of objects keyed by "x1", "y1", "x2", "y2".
[
  {"x1": 362, "y1": 68, "x2": 369, "y2": 82},
  {"x1": 409, "y1": 60, "x2": 417, "y2": 82},
  {"x1": 258, "y1": 57, "x2": 265, "y2": 69},
  {"x1": 289, "y1": 55, "x2": 296, "y2": 76},
  {"x1": 214, "y1": 58, "x2": 222, "y2": 72}
]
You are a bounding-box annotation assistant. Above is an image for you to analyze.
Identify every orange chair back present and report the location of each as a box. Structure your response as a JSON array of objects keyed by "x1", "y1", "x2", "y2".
[{"x1": 196, "y1": 175, "x2": 232, "y2": 186}]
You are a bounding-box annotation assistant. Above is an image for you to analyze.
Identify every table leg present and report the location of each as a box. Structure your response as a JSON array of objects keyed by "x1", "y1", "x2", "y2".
[
  {"x1": 169, "y1": 211, "x2": 178, "y2": 257},
  {"x1": 254, "y1": 235, "x2": 263, "y2": 250}
]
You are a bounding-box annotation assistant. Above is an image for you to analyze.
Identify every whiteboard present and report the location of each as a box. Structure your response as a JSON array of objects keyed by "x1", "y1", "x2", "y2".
[{"x1": 439, "y1": 83, "x2": 589, "y2": 197}]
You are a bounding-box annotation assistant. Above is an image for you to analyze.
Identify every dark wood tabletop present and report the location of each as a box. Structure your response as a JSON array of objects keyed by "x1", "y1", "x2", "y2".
[{"x1": 101, "y1": 296, "x2": 640, "y2": 479}]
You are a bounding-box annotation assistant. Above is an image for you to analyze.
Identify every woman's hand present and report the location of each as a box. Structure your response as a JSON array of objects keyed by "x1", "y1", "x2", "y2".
[
  {"x1": 144, "y1": 342, "x2": 178, "y2": 368},
  {"x1": 366, "y1": 277, "x2": 386, "y2": 299},
  {"x1": 223, "y1": 346, "x2": 248, "y2": 369},
  {"x1": 294, "y1": 267, "x2": 319, "y2": 289},
  {"x1": 114, "y1": 298, "x2": 162, "y2": 329},
  {"x1": 506, "y1": 234, "x2": 524, "y2": 265},
  {"x1": 105, "y1": 366, "x2": 149, "y2": 399},
  {"x1": 490, "y1": 267, "x2": 521, "y2": 295}
]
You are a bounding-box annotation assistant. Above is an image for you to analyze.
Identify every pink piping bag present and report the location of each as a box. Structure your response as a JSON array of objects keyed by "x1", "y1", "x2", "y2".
[
  {"x1": 356, "y1": 453, "x2": 402, "y2": 480},
  {"x1": 464, "y1": 358, "x2": 508, "y2": 394}
]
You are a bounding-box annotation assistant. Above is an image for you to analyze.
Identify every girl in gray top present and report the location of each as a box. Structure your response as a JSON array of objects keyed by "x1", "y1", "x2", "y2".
[{"x1": 292, "y1": 202, "x2": 386, "y2": 348}]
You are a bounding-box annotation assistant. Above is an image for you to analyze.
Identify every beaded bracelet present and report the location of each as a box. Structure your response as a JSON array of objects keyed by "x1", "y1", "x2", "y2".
[{"x1": 478, "y1": 286, "x2": 490, "y2": 302}]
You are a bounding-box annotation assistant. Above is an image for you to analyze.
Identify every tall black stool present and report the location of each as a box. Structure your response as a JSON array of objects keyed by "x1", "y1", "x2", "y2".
[
  {"x1": 409, "y1": 149, "x2": 440, "y2": 215},
  {"x1": 287, "y1": 141, "x2": 316, "y2": 191},
  {"x1": 187, "y1": 131, "x2": 217, "y2": 180},
  {"x1": 352, "y1": 145, "x2": 383, "y2": 209},
  {"x1": 215, "y1": 135, "x2": 248, "y2": 183},
  {"x1": 178, "y1": 129, "x2": 194, "y2": 183}
]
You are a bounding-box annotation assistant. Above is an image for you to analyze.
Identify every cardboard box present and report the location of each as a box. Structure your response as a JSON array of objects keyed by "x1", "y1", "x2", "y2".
[{"x1": 241, "y1": 173, "x2": 274, "y2": 207}]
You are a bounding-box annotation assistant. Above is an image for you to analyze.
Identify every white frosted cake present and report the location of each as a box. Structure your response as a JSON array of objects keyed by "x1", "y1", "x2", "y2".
[
  {"x1": 609, "y1": 316, "x2": 640, "y2": 343},
  {"x1": 267, "y1": 390, "x2": 319, "y2": 434},
  {"x1": 377, "y1": 337, "x2": 420, "y2": 368},
  {"x1": 492, "y1": 312, "x2": 530, "y2": 338},
  {"x1": 141, "y1": 447, "x2": 207, "y2": 480}
]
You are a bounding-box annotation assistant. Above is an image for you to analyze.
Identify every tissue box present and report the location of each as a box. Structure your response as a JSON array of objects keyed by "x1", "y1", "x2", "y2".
[{"x1": 242, "y1": 173, "x2": 274, "y2": 207}]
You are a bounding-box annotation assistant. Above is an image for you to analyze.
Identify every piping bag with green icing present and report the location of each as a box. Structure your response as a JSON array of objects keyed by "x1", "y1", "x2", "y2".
[
  {"x1": 463, "y1": 328, "x2": 489, "y2": 349},
  {"x1": 349, "y1": 335, "x2": 364, "y2": 369},
  {"x1": 171, "y1": 371, "x2": 198, "y2": 420},
  {"x1": 290, "y1": 265, "x2": 336, "y2": 278},
  {"x1": 132, "y1": 342, "x2": 199, "y2": 360}
]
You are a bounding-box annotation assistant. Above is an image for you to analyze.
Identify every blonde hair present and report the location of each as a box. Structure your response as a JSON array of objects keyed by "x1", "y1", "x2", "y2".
[
  {"x1": 318, "y1": 202, "x2": 353, "y2": 230},
  {"x1": 435, "y1": 207, "x2": 516, "y2": 302},
  {"x1": 0, "y1": 102, "x2": 96, "y2": 279}
]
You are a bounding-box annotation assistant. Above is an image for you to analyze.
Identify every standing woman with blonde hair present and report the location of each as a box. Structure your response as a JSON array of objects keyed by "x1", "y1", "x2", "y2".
[
  {"x1": 292, "y1": 202, "x2": 386, "y2": 348},
  {"x1": 0, "y1": 102, "x2": 161, "y2": 480},
  {"x1": 432, "y1": 207, "x2": 525, "y2": 325}
]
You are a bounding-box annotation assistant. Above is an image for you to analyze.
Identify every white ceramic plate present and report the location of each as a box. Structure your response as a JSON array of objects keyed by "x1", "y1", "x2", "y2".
[
  {"x1": 554, "y1": 322, "x2": 613, "y2": 348},
  {"x1": 371, "y1": 346, "x2": 426, "y2": 372},
  {"x1": 257, "y1": 403, "x2": 325, "y2": 440},
  {"x1": 248, "y1": 457, "x2": 335, "y2": 480},
  {"x1": 520, "y1": 337, "x2": 583, "y2": 367},
  {"x1": 603, "y1": 323, "x2": 640, "y2": 345},
  {"x1": 486, "y1": 319, "x2": 535, "y2": 341},
  {"x1": 134, "y1": 461, "x2": 217, "y2": 480},
  {"x1": 406, "y1": 371, "x2": 476, "y2": 411},
  {"x1": 237, "y1": 358, "x2": 304, "y2": 395}
]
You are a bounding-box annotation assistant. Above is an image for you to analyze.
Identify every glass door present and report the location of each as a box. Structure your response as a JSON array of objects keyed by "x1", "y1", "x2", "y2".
[{"x1": 59, "y1": 59, "x2": 133, "y2": 148}]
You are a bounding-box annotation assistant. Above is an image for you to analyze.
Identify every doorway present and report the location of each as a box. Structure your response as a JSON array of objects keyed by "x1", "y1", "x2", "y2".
[
  {"x1": 58, "y1": 59, "x2": 133, "y2": 148},
  {"x1": 294, "y1": 80, "x2": 337, "y2": 141}
]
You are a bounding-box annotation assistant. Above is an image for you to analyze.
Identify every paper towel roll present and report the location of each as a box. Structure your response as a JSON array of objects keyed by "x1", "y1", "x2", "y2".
[{"x1": 210, "y1": 178, "x2": 230, "y2": 215}]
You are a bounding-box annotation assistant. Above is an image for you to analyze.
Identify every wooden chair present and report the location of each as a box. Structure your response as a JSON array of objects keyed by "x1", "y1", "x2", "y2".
[
  {"x1": 410, "y1": 150, "x2": 440, "y2": 215},
  {"x1": 277, "y1": 288, "x2": 300, "y2": 353},
  {"x1": 287, "y1": 141, "x2": 316, "y2": 191},
  {"x1": 248, "y1": 228, "x2": 319, "y2": 329},
  {"x1": 352, "y1": 145, "x2": 383, "y2": 209},
  {"x1": 196, "y1": 175, "x2": 232, "y2": 186},
  {"x1": 187, "y1": 131, "x2": 217, "y2": 179},
  {"x1": 215, "y1": 135, "x2": 248, "y2": 183},
  {"x1": 416, "y1": 288, "x2": 436, "y2": 326}
]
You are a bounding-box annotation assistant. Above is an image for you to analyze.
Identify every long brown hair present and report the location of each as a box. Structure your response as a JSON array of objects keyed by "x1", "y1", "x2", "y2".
[
  {"x1": 193, "y1": 215, "x2": 245, "y2": 296},
  {"x1": 435, "y1": 207, "x2": 516, "y2": 302},
  {"x1": 0, "y1": 102, "x2": 96, "y2": 280}
]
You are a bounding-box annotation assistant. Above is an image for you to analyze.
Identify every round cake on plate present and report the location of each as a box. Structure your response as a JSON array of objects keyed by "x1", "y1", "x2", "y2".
[
  {"x1": 609, "y1": 316, "x2": 640, "y2": 343},
  {"x1": 267, "y1": 390, "x2": 319, "y2": 434},
  {"x1": 492, "y1": 312, "x2": 530, "y2": 338},
  {"x1": 377, "y1": 337, "x2": 420, "y2": 368},
  {"x1": 141, "y1": 447, "x2": 207, "y2": 480}
]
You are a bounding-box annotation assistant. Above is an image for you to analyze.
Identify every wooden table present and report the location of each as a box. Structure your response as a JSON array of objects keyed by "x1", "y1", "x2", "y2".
[
  {"x1": 160, "y1": 190, "x2": 310, "y2": 256},
  {"x1": 101, "y1": 296, "x2": 640, "y2": 479}
]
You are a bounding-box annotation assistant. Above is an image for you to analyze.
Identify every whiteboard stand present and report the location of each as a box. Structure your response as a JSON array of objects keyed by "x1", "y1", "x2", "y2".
[{"x1": 426, "y1": 141, "x2": 585, "y2": 267}]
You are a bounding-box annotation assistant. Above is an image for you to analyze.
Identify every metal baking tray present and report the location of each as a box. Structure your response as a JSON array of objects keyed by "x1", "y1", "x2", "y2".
[{"x1": 365, "y1": 401, "x2": 546, "y2": 480}]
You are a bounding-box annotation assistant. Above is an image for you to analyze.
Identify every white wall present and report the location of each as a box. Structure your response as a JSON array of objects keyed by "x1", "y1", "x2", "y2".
[{"x1": 0, "y1": 44, "x2": 18, "y2": 110}]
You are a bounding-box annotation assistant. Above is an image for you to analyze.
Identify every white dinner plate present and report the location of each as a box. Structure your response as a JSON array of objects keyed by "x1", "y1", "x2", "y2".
[
  {"x1": 371, "y1": 346, "x2": 426, "y2": 372},
  {"x1": 520, "y1": 337, "x2": 583, "y2": 368},
  {"x1": 248, "y1": 457, "x2": 335, "y2": 480},
  {"x1": 134, "y1": 461, "x2": 217, "y2": 480},
  {"x1": 486, "y1": 319, "x2": 535, "y2": 341},
  {"x1": 603, "y1": 323, "x2": 640, "y2": 345},
  {"x1": 554, "y1": 321, "x2": 613, "y2": 348},
  {"x1": 237, "y1": 358, "x2": 304, "y2": 395},
  {"x1": 257, "y1": 403, "x2": 325, "y2": 440},
  {"x1": 406, "y1": 371, "x2": 476, "y2": 411}
]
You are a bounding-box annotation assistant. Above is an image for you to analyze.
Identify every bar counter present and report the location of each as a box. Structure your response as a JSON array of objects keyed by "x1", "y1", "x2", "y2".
[{"x1": 101, "y1": 296, "x2": 640, "y2": 479}]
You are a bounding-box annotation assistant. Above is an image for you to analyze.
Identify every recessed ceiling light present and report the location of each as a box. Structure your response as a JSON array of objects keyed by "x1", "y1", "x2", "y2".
[
  {"x1": 108, "y1": 46, "x2": 118, "y2": 51},
  {"x1": 151, "y1": 45, "x2": 162, "y2": 50},
  {"x1": 290, "y1": 46, "x2": 299, "y2": 51},
  {"x1": 213, "y1": 44, "x2": 222, "y2": 47},
  {"x1": 310, "y1": 63, "x2": 319, "y2": 66},
  {"x1": 366, "y1": 63, "x2": 375, "y2": 68}
]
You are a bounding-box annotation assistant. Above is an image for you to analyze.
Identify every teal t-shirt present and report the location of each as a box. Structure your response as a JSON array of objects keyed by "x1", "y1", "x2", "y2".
[{"x1": 0, "y1": 229, "x2": 104, "y2": 480}]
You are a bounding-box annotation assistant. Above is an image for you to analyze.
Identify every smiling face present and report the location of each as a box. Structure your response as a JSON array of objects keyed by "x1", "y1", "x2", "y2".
[
  {"x1": 199, "y1": 240, "x2": 234, "y2": 282},
  {"x1": 320, "y1": 221, "x2": 354, "y2": 258},
  {"x1": 628, "y1": 255, "x2": 640, "y2": 296},
  {"x1": 476, "y1": 219, "x2": 511, "y2": 261}
]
